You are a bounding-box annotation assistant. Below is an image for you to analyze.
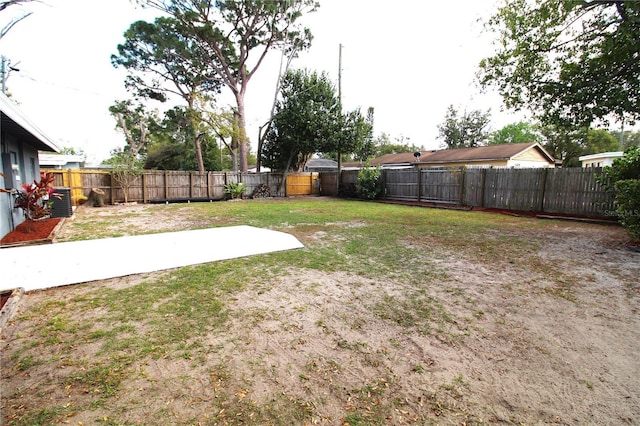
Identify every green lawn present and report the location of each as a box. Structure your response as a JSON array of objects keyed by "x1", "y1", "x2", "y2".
[{"x1": 2, "y1": 198, "x2": 636, "y2": 425}]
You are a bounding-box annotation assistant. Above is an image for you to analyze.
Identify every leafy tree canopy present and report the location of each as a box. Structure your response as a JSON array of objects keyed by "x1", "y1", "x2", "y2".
[
  {"x1": 437, "y1": 105, "x2": 492, "y2": 149},
  {"x1": 610, "y1": 130, "x2": 640, "y2": 150},
  {"x1": 138, "y1": 0, "x2": 318, "y2": 172},
  {"x1": 261, "y1": 69, "x2": 340, "y2": 172},
  {"x1": 370, "y1": 133, "x2": 423, "y2": 157},
  {"x1": 489, "y1": 121, "x2": 541, "y2": 145},
  {"x1": 541, "y1": 124, "x2": 621, "y2": 167},
  {"x1": 479, "y1": 0, "x2": 640, "y2": 127},
  {"x1": 144, "y1": 106, "x2": 224, "y2": 171},
  {"x1": 112, "y1": 16, "x2": 222, "y2": 103}
]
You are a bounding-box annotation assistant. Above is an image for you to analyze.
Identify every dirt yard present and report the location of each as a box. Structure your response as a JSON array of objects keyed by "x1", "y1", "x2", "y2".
[{"x1": 1, "y1": 201, "x2": 639, "y2": 425}]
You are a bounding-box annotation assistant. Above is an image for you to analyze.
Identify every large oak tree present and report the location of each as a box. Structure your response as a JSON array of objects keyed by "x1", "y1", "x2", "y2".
[{"x1": 479, "y1": 0, "x2": 640, "y2": 127}]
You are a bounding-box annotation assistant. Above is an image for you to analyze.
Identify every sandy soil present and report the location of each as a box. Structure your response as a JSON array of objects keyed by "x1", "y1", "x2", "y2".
[{"x1": 2, "y1": 202, "x2": 640, "y2": 425}]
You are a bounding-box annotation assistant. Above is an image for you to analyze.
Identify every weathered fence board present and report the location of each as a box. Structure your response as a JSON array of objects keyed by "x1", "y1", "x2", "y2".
[
  {"x1": 319, "y1": 172, "x2": 339, "y2": 196},
  {"x1": 44, "y1": 169, "x2": 291, "y2": 204},
  {"x1": 420, "y1": 168, "x2": 464, "y2": 204},
  {"x1": 483, "y1": 168, "x2": 545, "y2": 211},
  {"x1": 543, "y1": 168, "x2": 613, "y2": 216},
  {"x1": 385, "y1": 169, "x2": 419, "y2": 200},
  {"x1": 382, "y1": 166, "x2": 615, "y2": 218},
  {"x1": 43, "y1": 166, "x2": 617, "y2": 219}
]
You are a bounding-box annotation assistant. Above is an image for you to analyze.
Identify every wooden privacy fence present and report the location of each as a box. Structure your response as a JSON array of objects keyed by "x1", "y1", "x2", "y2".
[
  {"x1": 44, "y1": 170, "x2": 320, "y2": 205},
  {"x1": 45, "y1": 167, "x2": 615, "y2": 218},
  {"x1": 372, "y1": 167, "x2": 616, "y2": 218}
]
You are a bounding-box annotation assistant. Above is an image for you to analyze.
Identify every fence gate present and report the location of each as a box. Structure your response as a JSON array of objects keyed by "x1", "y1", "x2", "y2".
[{"x1": 286, "y1": 173, "x2": 319, "y2": 196}]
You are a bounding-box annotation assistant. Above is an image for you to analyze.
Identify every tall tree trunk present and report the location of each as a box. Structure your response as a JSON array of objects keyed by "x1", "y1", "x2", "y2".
[
  {"x1": 235, "y1": 93, "x2": 249, "y2": 172},
  {"x1": 187, "y1": 104, "x2": 205, "y2": 172},
  {"x1": 194, "y1": 133, "x2": 205, "y2": 172}
]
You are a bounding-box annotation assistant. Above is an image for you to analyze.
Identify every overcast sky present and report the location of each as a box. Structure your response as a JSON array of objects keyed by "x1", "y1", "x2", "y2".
[{"x1": 0, "y1": 0, "x2": 525, "y2": 164}]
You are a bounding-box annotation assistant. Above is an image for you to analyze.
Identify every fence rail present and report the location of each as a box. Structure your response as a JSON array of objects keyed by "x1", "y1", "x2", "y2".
[
  {"x1": 371, "y1": 167, "x2": 615, "y2": 218},
  {"x1": 45, "y1": 167, "x2": 616, "y2": 219},
  {"x1": 44, "y1": 170, "x2": 321, "y2": 205}
]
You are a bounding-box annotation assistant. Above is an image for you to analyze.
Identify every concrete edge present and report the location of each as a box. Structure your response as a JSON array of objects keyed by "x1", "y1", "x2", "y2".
[{"x1": 0, "y1": 287, "x2": 25, "y2": 333}]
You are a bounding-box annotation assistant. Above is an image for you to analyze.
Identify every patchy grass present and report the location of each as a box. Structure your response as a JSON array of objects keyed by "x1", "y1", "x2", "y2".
[{"x1": 3, "y1": 198, "x2": 636, "y2": 425}]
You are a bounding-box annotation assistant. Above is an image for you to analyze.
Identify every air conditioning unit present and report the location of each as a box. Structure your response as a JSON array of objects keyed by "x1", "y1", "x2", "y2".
[{"x1": 51, "y1": 187, "x2": 73, "y2": 218}]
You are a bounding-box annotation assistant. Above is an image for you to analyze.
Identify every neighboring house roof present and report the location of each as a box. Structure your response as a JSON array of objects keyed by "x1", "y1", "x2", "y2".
[
  {"x1": 0, "y1": 92, "x2": 59, "y2": 152},
  {"x1": 39, "y1": 152, "x2": 85, "y2": 167},
  {"x1": 363, "y1": 143, "x2": 555, "y2": 169},
  {"x1": 369, "y1": 151, "x2": 426, "y2": 168},
  {"x1": 305, "y1": 158, "x2": 338, "y2": 171},
  {"x1": 416, "y1": 142, "x2": 555, "y2": 165},
  {"x1": 578, "y1": 151, "x2": 624, "y2": 163}
]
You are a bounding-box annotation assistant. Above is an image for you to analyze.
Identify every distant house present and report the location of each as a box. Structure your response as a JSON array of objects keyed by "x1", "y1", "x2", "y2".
[
  {"x1": 578, "y1": 151, "x2": 624, "y2": 168},
  {"x1": 343, "y1": 152, "x2": 423, "y2": 170},
  {"x1": 39, "y1": 152, "x2": 85, "y2": 169},
  {"x1": 304, "y1": 158, "x2": 338, "y2": 172},
  {"x1": 352, "y1": 143, "x2": 555, "y2": 170},
  {"x1": 1, "y1": 93, "x2": 59, "y2": 240}
]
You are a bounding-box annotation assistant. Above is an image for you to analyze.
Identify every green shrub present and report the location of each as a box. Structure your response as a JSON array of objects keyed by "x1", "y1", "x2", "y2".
[
  {"x1": 598, "y1": 146, "x2": 640, "y2": 191},
  {"x1": 224, "y1": 182, "x2": 245, "y2": 200},
  {"x1": 597, "y1": 146, "x2": 640, "y2": 239},
  {"x1": 356, "y1": 166, "x2": 382, "y2": 200},
  {"x1": 614, "y1": 179, "x2": 640, "y2": 239}
]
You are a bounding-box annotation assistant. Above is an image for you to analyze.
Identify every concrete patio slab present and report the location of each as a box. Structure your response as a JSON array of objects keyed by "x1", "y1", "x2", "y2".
[{"x1": 0, "y1": 225, "x2": 303, "y2": 292}]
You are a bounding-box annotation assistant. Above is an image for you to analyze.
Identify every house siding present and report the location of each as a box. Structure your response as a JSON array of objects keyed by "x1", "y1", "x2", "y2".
[
  {"x1": 1, "y1": 135, "x2": 42, "y2": 239},
  {"x1": 417, "y1": 160, "x2": 509, "y2": 168},
  {"x1": 510, "y1": 148, "x2": 554, "y2": 167}
]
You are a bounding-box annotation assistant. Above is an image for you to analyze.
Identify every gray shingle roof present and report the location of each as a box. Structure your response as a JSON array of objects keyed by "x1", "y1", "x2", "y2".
[{"x1": 0, "y1": 92, "x2": 59, "y2": 152}]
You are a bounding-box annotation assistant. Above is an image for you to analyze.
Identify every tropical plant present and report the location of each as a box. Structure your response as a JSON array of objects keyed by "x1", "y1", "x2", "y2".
[
  {"x1": 3, "y1": 172, "x2": 62, "y2": 225},
  {"x1": 223, "y1": 182, "x2": 245, "y2": 200}
]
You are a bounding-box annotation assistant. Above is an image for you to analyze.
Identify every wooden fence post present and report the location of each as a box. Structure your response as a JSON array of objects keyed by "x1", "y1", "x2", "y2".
[
  {"x1": 538, "y1": 167, "x2": 548, "y2": 212},
  {"x1": 206, "y1": 172, "x2": 211, "y2": 199},
  {"x1": 459, "y1": 168, "x2": 466, "y2": 206},
  {"x1": 479, "y1": 168, "x2": 487, "y2": 208},
  {"x1": 416, "y1": 167, "x2": 422, "y2": 202},
  {"x1": 164, "y1": 171, "x2": 169, "y2": 200},
  {"x1": 110, "y1": 172, "x2": 115, "y2": 204},
  {"x1": 142, "y1": 172, "x2": 147, "y2": 204}
]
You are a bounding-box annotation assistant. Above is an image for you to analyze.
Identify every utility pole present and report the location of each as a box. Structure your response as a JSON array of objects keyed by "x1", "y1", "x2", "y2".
[
  {"x1": 1, "y1": 56, "x2": 7, "y2": 94},
  {"x1": 1, "y1": 55, "x2": 19, "y2": 94},
  {"x1": 337, "y1": 44, "x2": 343, "y2": 194},
  {"x1": 338, "y1": 44, "x2": 342, "y2": 104}
]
